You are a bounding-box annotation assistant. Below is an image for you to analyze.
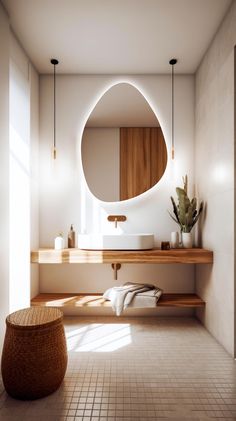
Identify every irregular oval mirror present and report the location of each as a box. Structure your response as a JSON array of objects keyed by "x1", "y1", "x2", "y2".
[{"x1": 82, "y1": 83, "x2": 167, "y2": 202}]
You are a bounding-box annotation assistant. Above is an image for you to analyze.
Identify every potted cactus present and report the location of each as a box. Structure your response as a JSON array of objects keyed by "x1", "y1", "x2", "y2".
[{"x1": 169, "y1": 175, "x2": 203, "y2": 248}]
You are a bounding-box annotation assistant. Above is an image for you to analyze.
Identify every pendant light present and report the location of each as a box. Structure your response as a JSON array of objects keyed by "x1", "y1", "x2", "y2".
[
  {"x1": 51, "y1": 58, "x2": 59, "y2": 159},
  {"x1": 169, "y1": 58, "x2": 177, "y2": 160}
]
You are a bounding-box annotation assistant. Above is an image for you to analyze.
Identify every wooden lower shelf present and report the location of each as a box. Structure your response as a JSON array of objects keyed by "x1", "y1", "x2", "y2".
[
  {"x1": 31, "y1": 293, "x2": 205, "y2": 308},
  {"x1": 31, "y1": 248, "x2": 213, "y2": 264}
]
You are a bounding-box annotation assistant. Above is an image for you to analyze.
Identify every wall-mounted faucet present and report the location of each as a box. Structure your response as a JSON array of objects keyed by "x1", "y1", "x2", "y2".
[
  {"x1": 111, "y1": 263, "x2": 121, "y2": 280},
  {"x1": 107, "y1": 215, "x2": 127, "y2": 228}
]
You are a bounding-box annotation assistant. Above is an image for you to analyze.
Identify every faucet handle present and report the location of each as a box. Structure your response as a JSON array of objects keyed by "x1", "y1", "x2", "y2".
[
  {"x1": 108, "y1": 215, "x2": 127, "y2": 228},
  {"x1": 107, "y1": 215, "x2": 127, "y2": 222}
]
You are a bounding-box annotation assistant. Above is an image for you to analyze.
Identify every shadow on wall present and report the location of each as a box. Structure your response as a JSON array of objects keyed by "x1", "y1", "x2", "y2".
[
  {"x1": 195, "y1": 263, "x2": 213, "y2": 324},
  {"x1": 195, "y1": 202, "x2": 207, "y2": 248}
]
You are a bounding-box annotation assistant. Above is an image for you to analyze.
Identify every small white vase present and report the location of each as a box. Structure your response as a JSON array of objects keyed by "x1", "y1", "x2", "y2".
[
  {"x1": 182, "y1": 232, "x2": 193, "y2": 248},
  {"x1": 54, "y1": 234, "x2": 65, "y2": 250}
]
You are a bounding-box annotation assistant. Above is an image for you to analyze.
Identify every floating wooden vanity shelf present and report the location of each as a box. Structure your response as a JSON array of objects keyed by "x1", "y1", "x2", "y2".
[
  {"x1": 31, "y1": 247, "x2": 213, "y2": 264},
  {"x1": 31, "y1": 248, "x2": 212, "y2": 309},
  {"x1": 31, "y1": 293, "x2": 205, "y2": 308}
]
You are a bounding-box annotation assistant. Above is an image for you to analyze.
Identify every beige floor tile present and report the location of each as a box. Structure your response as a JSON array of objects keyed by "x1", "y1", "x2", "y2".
[{"x1": 1, "y1": 317, "x2": 236, "y2": 420}]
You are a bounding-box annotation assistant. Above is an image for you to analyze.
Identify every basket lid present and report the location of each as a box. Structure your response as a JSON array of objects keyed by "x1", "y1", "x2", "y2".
[{"x1": 6, "y1": 307, "x2": 63, "y2": 329}]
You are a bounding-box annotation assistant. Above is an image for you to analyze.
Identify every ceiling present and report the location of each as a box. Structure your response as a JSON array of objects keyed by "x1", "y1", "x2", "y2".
[
  {"x1": 2, "y1": 0, "x2": 232, "y2": 74},
  {"x1": 86, "y1": 83, "x2": 160, "y2": 127}
]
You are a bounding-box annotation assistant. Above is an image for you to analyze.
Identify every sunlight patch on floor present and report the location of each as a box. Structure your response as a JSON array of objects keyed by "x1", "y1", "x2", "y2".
[{"x1": 66, "y1": 323, "x2": 131, "y2": 352}]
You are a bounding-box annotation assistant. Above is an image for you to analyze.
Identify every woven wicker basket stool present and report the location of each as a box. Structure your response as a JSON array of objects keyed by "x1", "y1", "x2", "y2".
[{"x1": 1, "y1": 307, "x2": 68, "y2": 400}]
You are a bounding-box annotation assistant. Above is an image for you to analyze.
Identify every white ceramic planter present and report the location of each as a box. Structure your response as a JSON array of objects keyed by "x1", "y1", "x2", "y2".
[{"x1": 182, "y1": 232, "x2": 193, "y2": 248}]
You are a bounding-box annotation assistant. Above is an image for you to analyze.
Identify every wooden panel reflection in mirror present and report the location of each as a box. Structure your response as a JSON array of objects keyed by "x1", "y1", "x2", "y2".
[{"x1": 120, "y1": 127, "x2": 167, "y2": 200}]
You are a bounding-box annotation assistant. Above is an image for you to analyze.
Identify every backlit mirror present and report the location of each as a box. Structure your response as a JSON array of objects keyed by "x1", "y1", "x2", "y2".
[{"x1": 82, "y1": 83, "x2": 167, "y2": 202}]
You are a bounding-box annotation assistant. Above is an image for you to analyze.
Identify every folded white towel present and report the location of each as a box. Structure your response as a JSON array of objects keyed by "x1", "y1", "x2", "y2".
[{"x1": 103, "y1": 282, "x2": 162, "y2": 316}]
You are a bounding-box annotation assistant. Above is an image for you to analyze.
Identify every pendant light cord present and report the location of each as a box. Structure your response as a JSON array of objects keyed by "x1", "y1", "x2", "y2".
[
  {"x1": 51, "y1": 58, "x2": 59, "y2": 159},
  {"x1": 53, "y1": 62, "x2": 56, "y2": 153},
  {"x1": 171, "y1": 64, "x2": 174, "y2": 159},
  {"x1": 169, "y1": 58, "x2": 177, "y2": 160}
]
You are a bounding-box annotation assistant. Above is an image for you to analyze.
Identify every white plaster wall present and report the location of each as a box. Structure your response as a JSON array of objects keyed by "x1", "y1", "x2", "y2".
[
  {"x1": 9, "y1": 37, "x2": 30, "y2": 312},
  {"x1": 82, "y1": 128, "x2": 120, "y2": 202},
  {"x1": 39, "y1": 74, "x2": 195, "y2": 315},
  {"x1": 0, "y1": 3, "x2": 9, "y2": 351},
  {"x1": 30, "y1": 65, "x2": 39, "y2": 299},
  {"x1": 9, "y1": 35, "x2": 39, "y2": 303},
  {"x1": 195, "y1": 1, "x2": 236, "y2": 356}
]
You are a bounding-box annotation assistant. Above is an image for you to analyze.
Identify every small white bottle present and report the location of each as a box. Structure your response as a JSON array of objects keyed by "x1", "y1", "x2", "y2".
[
  {"x1": 170, "y1": 231, "x2": 179, "y2": 248},
  {"x1": 54, "y1": 233, "x2": 65, "y2": 250}
]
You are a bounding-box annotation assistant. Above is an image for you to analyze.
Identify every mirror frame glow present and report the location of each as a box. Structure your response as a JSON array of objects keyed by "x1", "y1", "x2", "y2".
[{"x1": 80, "y1": 81, "x2": 169, "y2": 205}]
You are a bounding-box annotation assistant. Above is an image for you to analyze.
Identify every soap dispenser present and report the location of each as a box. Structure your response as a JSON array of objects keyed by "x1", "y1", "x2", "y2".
[
  {"x1": 54, "y1": 233, "x2": 65, "y2": 250},
  {"x1": 68, "y1": 224, "x2": 75, "y2": 248}
]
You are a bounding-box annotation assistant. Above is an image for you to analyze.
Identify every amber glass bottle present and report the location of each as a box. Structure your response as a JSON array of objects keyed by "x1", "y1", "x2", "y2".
[{"x1": 68, "y1": 224, "x2": 75, "y2": 248}]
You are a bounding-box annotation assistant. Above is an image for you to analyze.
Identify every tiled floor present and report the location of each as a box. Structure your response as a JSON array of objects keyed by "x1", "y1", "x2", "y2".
[{"x1": 1, "y1": 316, "x2": 236, "y2": 420}]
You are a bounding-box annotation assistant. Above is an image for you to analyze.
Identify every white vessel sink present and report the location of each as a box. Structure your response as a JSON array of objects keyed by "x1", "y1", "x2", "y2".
[{"x1": 78, "y1": 233, "x2": 154, "y2": 250}]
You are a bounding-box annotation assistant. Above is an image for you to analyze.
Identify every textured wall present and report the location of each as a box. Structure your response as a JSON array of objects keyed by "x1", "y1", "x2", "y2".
[{"x1": 195, "y1": 2, "x2": 236, "y2": 356}]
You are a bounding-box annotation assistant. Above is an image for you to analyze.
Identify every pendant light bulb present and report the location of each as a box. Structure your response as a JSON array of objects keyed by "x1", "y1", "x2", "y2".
[
  {"x1": 169, "y1": 58, "x2": 177, "y2": 160},
  {"x1": 50, "y1": 58, "x2": 59, "y2": 159}
]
